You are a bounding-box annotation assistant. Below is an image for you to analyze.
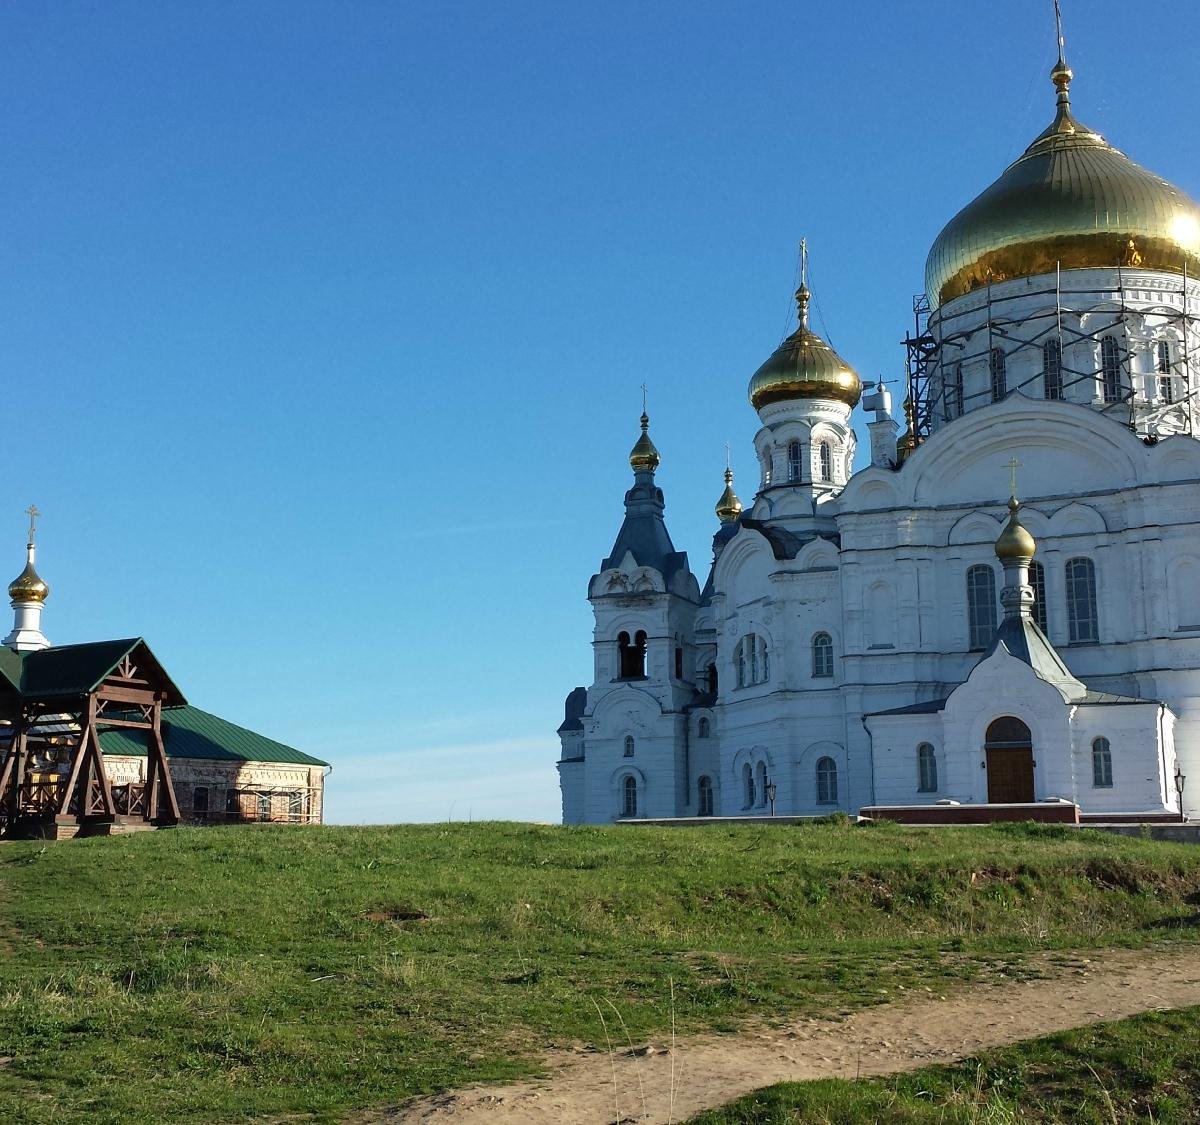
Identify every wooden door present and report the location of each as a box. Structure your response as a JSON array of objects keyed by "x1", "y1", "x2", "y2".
[{"x1": 987, "y1": 748, "x2": 1035, "y2": 803}]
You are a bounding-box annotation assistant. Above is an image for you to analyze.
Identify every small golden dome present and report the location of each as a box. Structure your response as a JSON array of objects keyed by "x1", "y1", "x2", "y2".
[
  {"x1": 995, "y1": 498, "x2": 1037, "y2": 562},
  {"x1": 628, "y1": 412, "x2": 660, "y2": 473},
  {"x1": 9, "y1": 547, "x2": 48, "y2": 604},
  {"x1": 715, "y1": 468, "x2": 743, "y2": 524},
  {"x1": 748, "y1": 284, "x2": 863, "y2": 410},
  {"x1": 926, "y1": 66, "x2": 1200, "y2": 307}
]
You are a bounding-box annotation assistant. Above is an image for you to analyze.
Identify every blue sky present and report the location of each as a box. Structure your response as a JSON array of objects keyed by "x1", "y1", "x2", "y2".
[{"x1": 3, "y1": 2, "x2": 1197, "y2": 823}]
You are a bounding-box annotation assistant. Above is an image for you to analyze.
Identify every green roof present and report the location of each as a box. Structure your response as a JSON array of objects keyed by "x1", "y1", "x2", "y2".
[
  {"x1": 99, "y1": 705, "x2": 328, "y2": 768},
  {"x1": 14, "y1": 638, "x2": 186, "y2": 705}
]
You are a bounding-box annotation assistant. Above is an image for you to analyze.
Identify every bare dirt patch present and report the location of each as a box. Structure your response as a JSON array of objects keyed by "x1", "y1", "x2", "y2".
[{"x1": 372, "y1": 944, "x2": 1200, "y2": 1124}]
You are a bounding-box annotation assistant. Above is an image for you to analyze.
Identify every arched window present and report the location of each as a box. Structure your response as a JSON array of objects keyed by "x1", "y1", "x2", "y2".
[
  {"x1": 743, "y1": 762, "x2": 755, "y2": 808},
  {"x1": 917, "y1": 743, "x2": 938, "y2": 792},
  {"x1": 787, "y1": 440, "x2": 802, "y2": 482},
  {"x1": 1092, "y1": 737, "x2": 1113, "y2": 788},
  {"x1": 618, "y1": 631, "x2": 647, "y2": 679},
  {"x1": 967, "y1": 564, "x2": 997, "y2": 650},
  {"x1": 736, "y1": 640, "x2": 746, "y2": 688},
  {"x1": 990, "y1": 348, "x2": 1007, "y2": 402},
  {"x1": 812, "y1": 631, "x2": 834, "y2": 677},
  {"x1": 1029, "y1": 560, "x2": 1047, "y2": 633},
  {"x1": 707, "y1": 664, "x2": 718, "y2": 695},
  {"x1": 755, "y1": 761, "x2": 768, "y2": 807},
  {"x1": 697, "y1": 717, "x2": 710, "y2": 739},
  {"x1": 759, "y1": 636, "x2": 769, "y2": 682},
  {"x1": 621, "y1": 775, "x2": 638, "y2": 817},
  {"x1": 1066, "y1": 557, "x2": 1098, "y2": 643},
  {"x1": 747, "y1": 634, "x2": 758, "y2": 683},
  {"x1": 623, "y1": 735, "x2": 635, "y2": 758},
  {"x1": 698, "y1": 775, "x2": 714, "y2": 816},
  {"x1": 1101, "y1": 336, "x2": 1121, "y2": 403},
  {"x1": 816, "y1": 757, "x2": 838, "y2": 804},
  {"x1": 1158, "y1": 340, "x2": 1175, "y2": 403},
  {"x1": 1043, "y1": 339, "x2": 1063, "y2": 400},
  {"x1": 818, "y1": 442, "x2": 832, "y2": 482}
]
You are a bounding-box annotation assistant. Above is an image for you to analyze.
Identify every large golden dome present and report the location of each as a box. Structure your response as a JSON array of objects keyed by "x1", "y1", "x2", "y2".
[
  {"x1": 748, "y1": 284, "x2": 862, "y2": 410},
  {"x1": 925, "y1": 63, "x2": 1200, "y2": 307}
]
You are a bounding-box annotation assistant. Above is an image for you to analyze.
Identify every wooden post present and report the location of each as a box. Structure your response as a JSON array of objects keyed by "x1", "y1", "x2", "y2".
[{"x1": 148, "y1": 700, "x2": 179, "y2": 824}]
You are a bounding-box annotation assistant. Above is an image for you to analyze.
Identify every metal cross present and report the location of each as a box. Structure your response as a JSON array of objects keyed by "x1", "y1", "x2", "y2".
[
  {"x1": 724, "y1": 440, "x2": 731, "y2": 470},
  {"x1": 640, "y1": 383, "x2": 648, "y2": 413},
  {"x1": 799, "y1": 237, "x2": 808, "y2": 288},
  {"x1": 24, "y1": 504, "x2": 40, "y2": 544},
  {"x1": 1005, "y1": 457, "x2": 1022, "y2": 501}
]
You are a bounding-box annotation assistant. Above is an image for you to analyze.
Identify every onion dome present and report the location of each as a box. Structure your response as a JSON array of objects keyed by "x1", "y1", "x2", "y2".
[
  {"x1": 748, "y1": 283, "x2": 862, "y2": 410},
  {"x1": 628, "y1": 412, "x2": 661, "y2": 473},
  {"x1": 926, "y1": 59, "x2": 1200, "y2": 307},
  {"x1": 715, "y1": 467, "x2": 743, "y2": 524},
  {"x1": 996, "y1": 498, "x2": 1037, "y2": 562},
  {"x1": 8, "y1": 545, "x2": 48, "y2": 604}
]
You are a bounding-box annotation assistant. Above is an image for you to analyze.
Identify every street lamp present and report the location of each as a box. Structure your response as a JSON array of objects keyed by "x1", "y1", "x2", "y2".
[
  {"x1": 1174, "y1": 766, "x2": 1187, "y2": 824},
  {"x1": 765, "y1": 780, "x2": 777, "y2": 817}
]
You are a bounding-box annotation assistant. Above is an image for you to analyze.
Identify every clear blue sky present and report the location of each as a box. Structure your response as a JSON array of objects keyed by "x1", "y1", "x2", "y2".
[{"x1": 3, "y1": 2, "x2": 1197, "y2": 823}]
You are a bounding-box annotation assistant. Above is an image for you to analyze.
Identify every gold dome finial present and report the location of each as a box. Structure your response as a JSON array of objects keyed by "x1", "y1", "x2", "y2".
[
  {"x1": 996, "y1": 458, "x2": 1037, "y2": 561},
  {"x1": 715, "y1": 466, "x2": 743, "y2": 524},
  {"x1": 628, "y1": 409, "x2": 661, "y2": 473},
  {"x1": 1050, "y1": 0, "x2": 1072, "y2": 108},
  {"x1": 8, "y1": 505, "x2": 48, "y2": 605}
]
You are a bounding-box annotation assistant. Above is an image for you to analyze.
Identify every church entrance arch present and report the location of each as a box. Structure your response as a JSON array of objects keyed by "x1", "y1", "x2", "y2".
[{"x1": 984, "y1": 716, "x2": 1035, "y2": 803}]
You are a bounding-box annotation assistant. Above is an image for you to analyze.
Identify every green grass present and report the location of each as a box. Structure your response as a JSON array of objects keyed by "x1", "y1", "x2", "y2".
[
  {"x1": 690, "y1": 1005, "x2": 1200, "y2": 1123},
  {"x1": 0, "y1": 820, "x2": 1199, "y2": 1122}
]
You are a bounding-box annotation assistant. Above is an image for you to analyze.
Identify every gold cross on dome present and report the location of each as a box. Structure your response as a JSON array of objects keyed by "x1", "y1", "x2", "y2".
[
  {"x1": 24, "y1": 504, "x2": 40, "y2": 544},
  {"x1": 640, "y1": 383, "x2": 648, "y2": 412},
  {"x1": 1005, "y1": 457, "x2": 1022, "y2": 502}
]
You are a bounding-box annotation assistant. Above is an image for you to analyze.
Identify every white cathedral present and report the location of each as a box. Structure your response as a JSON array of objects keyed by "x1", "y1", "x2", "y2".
[{"x1": 557, "y1": 39, "x2": 1200, "y2": 825}]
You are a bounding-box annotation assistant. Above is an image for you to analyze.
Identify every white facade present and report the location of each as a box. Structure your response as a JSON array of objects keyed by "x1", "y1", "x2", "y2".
[{"x1": 557, "y1": 58, "x2": 1200, "y2": 824}]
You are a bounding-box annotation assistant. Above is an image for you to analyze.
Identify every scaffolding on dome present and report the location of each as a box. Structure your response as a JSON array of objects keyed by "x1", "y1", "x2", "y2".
[{"x1": 903, "y1": 269, "x2": 1200, "y2": 446}]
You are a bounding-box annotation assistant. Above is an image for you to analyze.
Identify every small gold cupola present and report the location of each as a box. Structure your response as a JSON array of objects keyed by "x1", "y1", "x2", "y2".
[
  {"x1": 715, "y1": 467, "x2": 743, "y2": 524},
  {"x1": 5, "y1": 505, "x2": 50, "y2": 652},
  {"x1": 8, "y1": 548, "x2": 48, "y2": 604},
  {"x1": 628, "y1": 412, "x2": 661, "y2": 474},
  {"x1": 995, "y1": 497, "x2": 1037, "y2": 562}
]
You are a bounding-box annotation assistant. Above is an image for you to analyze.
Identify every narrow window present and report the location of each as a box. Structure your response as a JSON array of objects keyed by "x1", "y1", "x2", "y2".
[
  {"x1": 755, "y1": 761, "x2": 768, "y2": 807},
  {"x1": 736, "y1": 640, "x2": 746, "y2": 688},
  {"x1": 697, "y1": 717, "x2": 710, "y2": 738},
  {"x1": 812, "y1": 631, "x2": 834, "y2": 678},
  {"x1": 761, "y1": 449, "x2": 772, "y2": 487},
  {"x1": 287, "y1": 792, "x2": 303, "y2": 823},
  {"x1": 759, "y1": 637, "x2": 769, "y2": 682},
  {"x1": 257, "y1": 793, "x2": 272, "y2": 822},
  {"x1": 787, "y1": 440, "x2": 802, "y2": 482},
  {"x1": 1043, "y1": 339, "x2": 1062, "y2": 400},
  {"x1": 816, "y1": 757, "x2": 838, "y2": 804},
  {"x1": 917, "y1": 743, "x2": 938, "y2": 793},
  {"x1": 818, "y1": 442, "x2": 832, "y2": 482},
  {"x1": 1158, "y1": 340, "x2": 1175, "y2": 404},
  {"x1": 622, "y1": 775, "x2": 638, "y2": 817},
  {"x1": 193, "y1": 786, "x2": 209, "y2": 815},
  {"x1": 617, "y1": 631, "x2": 647, "y2": 679},
  {"x1": 707, "y1": 664, "x2": 718, "y2": 695},
  {"x1": 1092, "y1": 737, "x2": 1113, "y2": 788},
  {"x1": 674, "y1": 645, "x2": 684, "y2": 681},
  {"x1": 951, "y1": 364, "x2": 964, "y2": 417},
  {"x1": 747, "y1": 633, "x2": 758, "y2": 683},
  {"x1": 225, "y1": 788, "x2": 240, "y2": 818},
  {"x1": 990, "y1": 348, "x2": 1007, "y2": 402},
  {"x1": 1029, "y1": 560, "x2": 1048, "y2": 633},
  {"x1": 1066, "y1": 557, "x2": 1099, "y2": 643},
  {"x1": 743, "y1": 762, "x2": 755, "y2": 808},
  {"x1": 623, "y1": 735, "x2": 635, "y2": 758},
  {"x1": 698, "y1": 776, "x2": 714, "y2": 816},
  {"x1": 967, "y1": 564, "x2": 997, "y2": 650},
  {"x1": 1101, "y1": 336, "x2": 1121, "y2": 403}
]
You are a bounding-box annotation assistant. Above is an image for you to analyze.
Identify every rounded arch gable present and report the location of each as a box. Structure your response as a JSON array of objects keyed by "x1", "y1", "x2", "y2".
[{"x1": 1047, "y1": 502, "x2": 1108, "y2": 537}]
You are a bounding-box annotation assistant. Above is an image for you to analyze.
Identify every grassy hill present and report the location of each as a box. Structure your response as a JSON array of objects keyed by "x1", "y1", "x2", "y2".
[{"x1": 1, "y1": 820, "x2": 1200, "y2": 1122}]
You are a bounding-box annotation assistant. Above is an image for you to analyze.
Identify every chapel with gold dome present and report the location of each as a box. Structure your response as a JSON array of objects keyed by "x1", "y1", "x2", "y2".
[{"x1": 558, "y1": 13, "x2": 1200, "y2": 827}]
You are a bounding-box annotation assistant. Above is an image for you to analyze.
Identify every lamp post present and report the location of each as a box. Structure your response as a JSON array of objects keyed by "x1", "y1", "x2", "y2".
[
  {"x1": 1175, "y1": 766, "x2": 1187, "y2": 824},
  {"x1": 765, "y1": 780, "x2": 777, "y2": 817}
]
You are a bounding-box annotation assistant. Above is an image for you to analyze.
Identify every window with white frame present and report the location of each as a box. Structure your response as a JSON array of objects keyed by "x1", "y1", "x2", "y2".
[
  {"x1": 1158, "y1": 340, "x2": 1175, "y2": 404},
  {"x1": 1066, "y1": 556, "x2": 1098, "y2": 643},
  {"x1": 1029, "y1": 559, "x2": 1047, "y2": 632},
  {"x1": 990, "y1": 348, "x2": 1007, "y2": 402},
  {"x1": 1092, "y1": 737, "x2": 1113, "y2": 788},
  {"x1": 967, "y1": 564, "x2": 997, "y2": 650},
  {"x1": 818, "y1": 442, "x2": 832, "y2": 482},
  {"x1": 816, "y1": 756, "x2": 838, "y2": 804},
  {"x1": 742, "y1": 762, "x2": 755, "y2": 808},
  {"x1": 917, "y1": 743, "x2": 938, "y2": 792},
  {"x1": 1043, "y1": 339, "x2": 1063, "y2": 400},
  {"x1": 698, "y1": 775, "x2": 714, "y2": 816},
  {"x1": 697, "y1": 717, "x2": 710, "y2": 738},
  {"x1": 787, "y1": 440, "x2": 802, "y2": 482},
  {"x1": 1101, "y1": 336, "x2": 1121, "y2": 403},
  {"x1": 755, "y1": 761, "x2": 768, "y2": 807},
  {"x1": 621, "y1": 775, "x2": 638, "y2": 817},
  {"x1": 812, "y1": 631, "x2": 834, "y2": 677},
  {"x1": 735, "y1": 634, "x2": 769, "y2": 686},
  {"x1": 623, "y1": 735, "x2": 635, "y2": 757}
]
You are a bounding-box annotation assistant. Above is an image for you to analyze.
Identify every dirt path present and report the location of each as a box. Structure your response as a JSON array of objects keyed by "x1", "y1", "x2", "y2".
[{"x1": 376, "y1": 945, "x2": 1200, "y2": 1124}]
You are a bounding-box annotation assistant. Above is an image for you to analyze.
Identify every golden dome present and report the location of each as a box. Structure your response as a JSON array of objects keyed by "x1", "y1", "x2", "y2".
[
  {"x1": 926, "y1": 66, "x2": 1200, "y2": 307},
  {"x1": 8, "y1": 546, "x2": 48, "y2": 604},
  {"x1": 628, "y1": 412, "x2": 660, "y2": 473},
  {"x1": 715, "y1": 468, "x2": 743, "y2": 523},
  {"x1": 995, "y1": 498, "x2": 1037, "y2": 562},
  {"x1": 748, "y1": 284, "x2": 863, "y2": 410}
]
